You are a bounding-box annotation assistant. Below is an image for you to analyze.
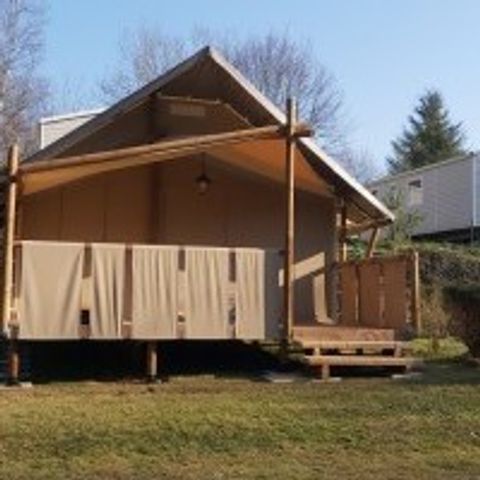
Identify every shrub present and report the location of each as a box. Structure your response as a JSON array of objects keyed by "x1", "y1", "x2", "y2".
[
  {"x1": 444, "y1": 286, "x2": 480, "y2": 358},
  {"x1": 420, "y1": 286, "x2": 451, "y2": 342}
]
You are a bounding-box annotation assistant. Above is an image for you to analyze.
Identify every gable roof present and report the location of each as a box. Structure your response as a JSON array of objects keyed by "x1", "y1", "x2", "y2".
[{"x1": 26, "y1": 46, "x2": 393, "y2": 225}]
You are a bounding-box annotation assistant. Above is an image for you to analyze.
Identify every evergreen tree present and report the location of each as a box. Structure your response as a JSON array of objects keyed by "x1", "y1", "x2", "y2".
[{"x1": 387, "y1": 90, "x2": 466, "y2": 173}]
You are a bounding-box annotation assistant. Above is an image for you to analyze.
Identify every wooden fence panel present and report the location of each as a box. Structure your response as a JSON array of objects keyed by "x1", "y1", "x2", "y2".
[
  {"x1": 383, "y1": 259, "x2": 408, "y2": 330},
  {"x1": 358, "y1": 262, "x2": 382, "y2": 326},
  {"x1": 340, "y1": 263, "x2": 358, "y2": 325},
  {"x1": 337, "y1": 253, "x2": 419, "y2": 336}
]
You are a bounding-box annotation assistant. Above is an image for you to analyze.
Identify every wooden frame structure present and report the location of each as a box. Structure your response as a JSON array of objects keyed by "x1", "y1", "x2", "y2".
[
  {"x1": 0, "y1": 98, "x2": 312, "y2": 382},
  {"x1": 0, "y1": 47, "x2": 408, "y2": 383}
]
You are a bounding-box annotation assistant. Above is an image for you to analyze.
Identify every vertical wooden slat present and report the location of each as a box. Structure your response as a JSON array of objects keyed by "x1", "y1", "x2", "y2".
[
  {"x1": 122, "y1": 245, "x2": 133, "y2": 339},
  {"x1": 411, "y1": 251, "x2": 421, "y2": 334},
  {"x1": 383, "y1": 259, "x2": 408, "y2": 329},
  {"x1": 358, "y1": 262, "x2": 382, "y2": 327},
  {"x1": 79, "y1": 244, "x2": 92, "y2": 339},
  {"x1": 283, "y1": 97, "x2": 296, "y2": 341},
  {"x1": 339, "y1": 263, "x2": 358, "y2": 325}
]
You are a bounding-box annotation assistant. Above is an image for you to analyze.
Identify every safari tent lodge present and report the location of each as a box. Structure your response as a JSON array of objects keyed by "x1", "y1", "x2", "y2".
[{"x1": 0, "y1": 47, "x2": 421, "y2": 382}]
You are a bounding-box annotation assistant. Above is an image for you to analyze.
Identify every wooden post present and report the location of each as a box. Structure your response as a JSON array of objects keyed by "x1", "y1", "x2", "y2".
[
  {"x1": 411, "y1": 251, "x2": 421, "y2": 335},
  {"x1": 283, "y1": 97, "x2": 297, "y2": 343},
  {"x1": 146, "y1": 341, "x2": 158, "y2": 382},
  {"x1": 2, "y1": 145, "x2": 20, "y2": 384},
  {"x1": 339, "y1": 200, "x2": 348, "y2": 262},
  {"x1": 366, "y1": 227, "x2": 379, "y2": 258},
  {"x1": 7, "y1": 334, "x2": 19, "y2": 385},
  {"x1": 2, "y1": 145, "x2": 19, "y2": 332}
]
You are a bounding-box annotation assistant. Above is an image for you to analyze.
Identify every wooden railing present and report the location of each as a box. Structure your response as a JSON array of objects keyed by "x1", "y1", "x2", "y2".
[{"x1": 335, "y1": 252, "x2": 420, "y2": 335}]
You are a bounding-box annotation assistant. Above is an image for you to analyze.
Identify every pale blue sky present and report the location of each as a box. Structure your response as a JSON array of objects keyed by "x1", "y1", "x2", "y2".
[{"x1": 44, "y1": 0, "x2": 480, "y2": 172}]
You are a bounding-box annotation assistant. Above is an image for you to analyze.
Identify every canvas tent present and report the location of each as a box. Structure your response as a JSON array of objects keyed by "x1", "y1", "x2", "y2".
[{"x1": 0, "y1": 46, "x2": 420, "y2": 382}]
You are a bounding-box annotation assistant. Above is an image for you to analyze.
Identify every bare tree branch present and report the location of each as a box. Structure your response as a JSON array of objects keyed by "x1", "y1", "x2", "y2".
[
  {"x1": 100, "y1": 26, "x2": 187, "y2": 102},
  {"x1": 99, "y1": 26, "x2": 376, "y2": 179},
  {"x1": 0, "y1": 0, "x2": 48, "y2": 160}
]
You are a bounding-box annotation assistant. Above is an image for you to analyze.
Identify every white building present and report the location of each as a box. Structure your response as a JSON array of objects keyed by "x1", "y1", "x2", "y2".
[{"x1": 369, "y1": 153, "x2": 480, "y2": 241}]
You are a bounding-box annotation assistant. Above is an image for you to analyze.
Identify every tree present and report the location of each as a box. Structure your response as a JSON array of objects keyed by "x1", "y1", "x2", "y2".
[
  {"x1": 100, "y1": 28, "x2": 348, "y2": 157},
  {"x1": 99, "y1": 26, "x2": 187, "y2": 105},
  {"x1": 382, "y1": 187, "x2": 422, "y2": 246},
  {"x1": 0, "y1": 0, "x2": 48, "y2": 160},
  {"x1": 387, "y1": 90, "x2": 466, "y2": 174}
]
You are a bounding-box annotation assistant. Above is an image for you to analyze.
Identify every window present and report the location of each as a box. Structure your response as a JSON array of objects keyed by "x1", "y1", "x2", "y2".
[{"x1": 408, "y1": 178, "x2": 423, "y2": 206}]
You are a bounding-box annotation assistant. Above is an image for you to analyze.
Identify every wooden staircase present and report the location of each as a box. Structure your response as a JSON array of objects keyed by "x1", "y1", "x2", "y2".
[{"x1": 292, "y1": 325, "x2": 422, "y2": 380}]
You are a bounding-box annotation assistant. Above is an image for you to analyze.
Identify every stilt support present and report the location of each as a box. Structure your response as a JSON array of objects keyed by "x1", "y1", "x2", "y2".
[
  {"x1": 7, "y1": 336, "x2": 20, "y2": 385},
  {"x1": 321, "y1": 363, "x2": 330, "y2": 381},
  {"x1": 146, "y1": 341, "x2": 157, "y2": 383}
]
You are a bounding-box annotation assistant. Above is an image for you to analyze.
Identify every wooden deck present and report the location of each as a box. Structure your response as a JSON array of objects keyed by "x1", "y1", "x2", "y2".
[
  {"x1": 293, "y1": 325, "x2": 397, "y2": 342},
  {"x1": 292, "y1": 324, "x2": 421, "y2": 380}
]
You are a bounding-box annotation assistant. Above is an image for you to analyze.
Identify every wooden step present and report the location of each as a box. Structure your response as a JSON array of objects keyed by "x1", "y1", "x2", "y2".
[
  {"x1": 303, "y1": 355, "x2": 420, "y2": 368},
  {"x1": 297, "y1": 340, "x2": 411, "y2": 356},
  {"x1": 303, "y1": 354, "x2": 423, "y2": 380},
  {"x1": 298, "y1": 340, "x2": 407, "y2": 350},
  {"x1": 293, "y1": 325, "x2": 397, "y2": 342}
]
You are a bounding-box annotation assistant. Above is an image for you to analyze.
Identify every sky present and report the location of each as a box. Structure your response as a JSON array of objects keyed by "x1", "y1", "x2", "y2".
[{"x1": 43, "y1": 0, "x2": 480, "y2": 173}]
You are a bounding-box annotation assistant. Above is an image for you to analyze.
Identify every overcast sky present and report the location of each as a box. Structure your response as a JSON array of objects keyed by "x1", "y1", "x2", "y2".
[{"x1": 44, "y1": 0, "x2": 480, "y2": 173}]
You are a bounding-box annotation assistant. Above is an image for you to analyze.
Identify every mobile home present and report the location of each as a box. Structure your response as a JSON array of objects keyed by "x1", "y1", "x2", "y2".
[{"x1": 369, "y1": 153, "x2": 480, "y2": 242}]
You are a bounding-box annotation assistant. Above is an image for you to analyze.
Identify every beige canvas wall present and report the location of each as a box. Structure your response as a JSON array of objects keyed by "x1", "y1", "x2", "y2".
[
  {"x1": 21, "y1": 155, "x2": 335, "y2": 324},
  {"x1": 22, "y1": 165, "x2": 153, "y2": 243},
  {"x1": 155, "y1": 157, "x2": 335, "y2": 323}
]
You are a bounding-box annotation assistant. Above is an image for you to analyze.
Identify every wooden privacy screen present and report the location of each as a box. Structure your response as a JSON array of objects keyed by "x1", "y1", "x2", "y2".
[{"x1": 337, "y1": 253, "x2": 420, "y2": 334}]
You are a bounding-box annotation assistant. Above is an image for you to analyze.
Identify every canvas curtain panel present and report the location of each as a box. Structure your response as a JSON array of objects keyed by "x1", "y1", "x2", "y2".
[
  {"x1": 184, "y1": 247, "x2": 230, "y2": 338},
  {"x1": 90, "y1": 244, "x2": 126, "y2": 339},
  {"x1": 131, "y1": 245, "x2": 179, "y2": 339},
  {"x1": 18, "y1": 241, "x2": 84, "y2": 339},
  {"x1": 15, "y1": 241, "x2": 283, "y2": 341},
  {"x1": 234, "y1": 248, "x2": 282, "y2": 340}
]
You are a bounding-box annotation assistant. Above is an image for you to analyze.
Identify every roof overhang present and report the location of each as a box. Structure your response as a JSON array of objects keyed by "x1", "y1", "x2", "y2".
[
  {"x1": 23, "y1": 46, "x2": 394, "y2": 229},
  {"x1": 20, "y1": 124, "x2": 331, "y2": 199}
]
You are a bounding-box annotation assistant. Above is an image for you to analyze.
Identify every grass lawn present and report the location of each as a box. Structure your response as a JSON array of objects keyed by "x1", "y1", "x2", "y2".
[{"x1": 0, "y1": 342, "x2": 479, "y2": 479}]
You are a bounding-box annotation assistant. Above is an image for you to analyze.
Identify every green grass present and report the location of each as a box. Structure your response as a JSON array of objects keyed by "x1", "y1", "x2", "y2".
[{"x1": 0, "y1": 357, "x2": 479, "y2": 480}]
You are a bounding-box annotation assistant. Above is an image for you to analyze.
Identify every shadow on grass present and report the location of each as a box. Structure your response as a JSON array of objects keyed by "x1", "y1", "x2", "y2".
[
  {"x1": 410, "y1": 358, "x2": 480, "y2": 386},
  {"x1": 19, "y1": 340, "x2": 303, "y2": 384},
  {"x1": 6, "y1": 339, "x2": 479, "y2": 386}
]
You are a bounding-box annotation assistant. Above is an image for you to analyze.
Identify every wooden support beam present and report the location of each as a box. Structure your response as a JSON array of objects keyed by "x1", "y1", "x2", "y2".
[
  {"x1": 7, "y1": 335, "x2": 19, "y2": 385},
  {"x1": 321, "y1": 363, "x2": 330, "y2": 381},
  {"x1": 283, "y1": 97, "x2": 297, "y2": 343},
  {"x1": 345, "y1": 218, "x2": 391, "y2": 236},
  {"x1": 146, "y1": 341, "x2": 158, "y2": 382},
  {"x1": 2, "y1": 145, "x2": 19, "y2": 334},
  {"x1": 148, "y1": 93, "x2": 159, "y2": 143},
  {"x1": 21, "y1": 123, "x2": 311, "y2": 176},
  {"x1": 339, "y1": 200, "x2": 348, "y2": 263},
  {"x1": 2, "y1": 145, "x2": 20, "y2": 384},
  {"x1": 366, "y1": 227, "x2": 380, "y2": 258},
  {"x1": 410, "y1": 251, "x2": 421, "y2": 335}
]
